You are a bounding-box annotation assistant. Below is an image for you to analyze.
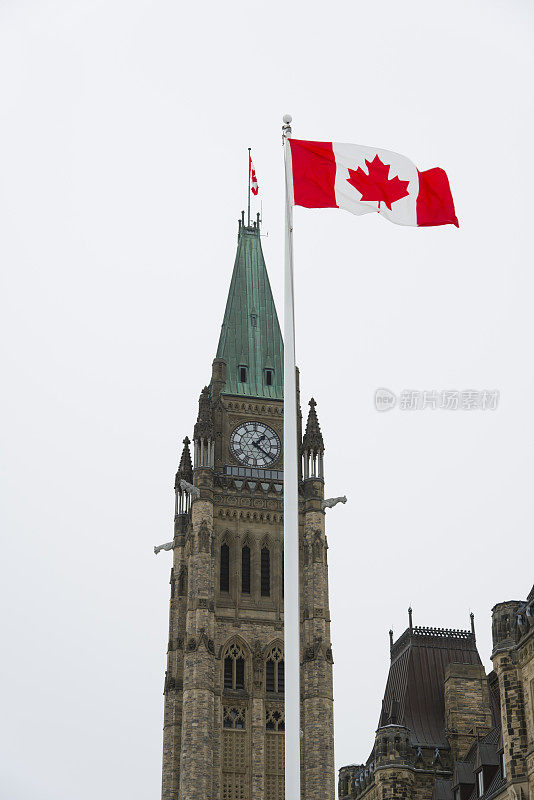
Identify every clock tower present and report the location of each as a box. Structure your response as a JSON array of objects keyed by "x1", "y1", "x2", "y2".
[{"x1": 161, "y1": 214, "x2": 335, "y2": 800}]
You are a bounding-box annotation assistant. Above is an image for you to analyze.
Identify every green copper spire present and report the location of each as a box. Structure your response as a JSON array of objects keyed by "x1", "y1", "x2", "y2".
[{"x1": 216, "y1": 214, "x2": 283, "y2": 400}]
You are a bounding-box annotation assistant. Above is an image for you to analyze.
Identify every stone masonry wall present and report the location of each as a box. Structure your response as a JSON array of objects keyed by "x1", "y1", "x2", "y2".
[
  {"x1": 444, "y1": 663, "x2": 493, "y2": 761},
  {"x1": 301, "y1": 487, "x2": 335, "y2": 800}
]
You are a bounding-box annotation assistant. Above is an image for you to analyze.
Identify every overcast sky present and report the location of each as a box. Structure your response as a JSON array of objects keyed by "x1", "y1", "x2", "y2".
[{"x1": 1, "y1": 1, "x2": 533, "y2": 798}]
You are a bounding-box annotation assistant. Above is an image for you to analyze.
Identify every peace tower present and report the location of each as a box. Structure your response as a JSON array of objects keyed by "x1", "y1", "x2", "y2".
[{"x1": 160, "y1": 213, "x2": 335, "y2": 800}]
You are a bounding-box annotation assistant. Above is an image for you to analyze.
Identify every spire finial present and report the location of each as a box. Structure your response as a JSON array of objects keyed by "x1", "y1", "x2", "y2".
[
  {"x1": 302, "y1": 397, "x2": 324, "y2": 453},
  {"x1": 389, "y1": 629, "x2": 394, "y2": 652},
  {"x1": 408, "y1": 607, "x2": 413, "y2": 630},
  {"x1": 470, "y1": 611, "x2": 475, "y2": 636},
  {"x1": 176, "y1": 435, "x2": 193, "y2": 485}
]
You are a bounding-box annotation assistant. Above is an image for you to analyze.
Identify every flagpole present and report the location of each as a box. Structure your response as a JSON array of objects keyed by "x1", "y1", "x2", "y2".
[
  {"x1": 248, "y1": 147, "x2": 251, "y2": 227},
  {"x1": 282, "y1": 113, "x2": 301, "y2": 800}
]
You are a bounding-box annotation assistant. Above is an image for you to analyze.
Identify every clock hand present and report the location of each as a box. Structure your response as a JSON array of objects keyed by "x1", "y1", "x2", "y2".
[{"x1": 252, "y1": 440, "x2": 270, "y2": 457}]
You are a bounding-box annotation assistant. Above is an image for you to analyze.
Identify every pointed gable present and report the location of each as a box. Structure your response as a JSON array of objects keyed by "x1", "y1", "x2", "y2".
[{"x1": 216, "y1": 217, "x2": 283, "y2": 400}]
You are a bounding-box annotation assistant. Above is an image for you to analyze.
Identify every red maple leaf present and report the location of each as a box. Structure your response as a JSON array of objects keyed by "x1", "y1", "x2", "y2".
[{"x1": 346, "y1": 154, "x2": 410, "y2": 210}]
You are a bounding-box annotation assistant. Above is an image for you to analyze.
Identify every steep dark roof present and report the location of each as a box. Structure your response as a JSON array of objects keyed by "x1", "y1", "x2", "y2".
[
  {"x1": 432, "y1": 778, "x2": 452, "y2": 800},
  {"x1": 380, "y1": 626, "x2": 482, "y2": 748}
]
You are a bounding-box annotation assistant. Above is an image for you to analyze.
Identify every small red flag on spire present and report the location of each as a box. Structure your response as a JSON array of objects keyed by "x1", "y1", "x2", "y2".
[{"x1": 250, "y1": 157, "x2": 259, "y2": 196}]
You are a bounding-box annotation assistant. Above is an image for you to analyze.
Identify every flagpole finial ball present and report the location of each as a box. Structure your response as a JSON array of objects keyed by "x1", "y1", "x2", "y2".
[{"x1": 283, "y1": 114, "x2": 292, "y2": 124}]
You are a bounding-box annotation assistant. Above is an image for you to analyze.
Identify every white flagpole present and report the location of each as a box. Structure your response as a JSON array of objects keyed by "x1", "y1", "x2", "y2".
[{"x1": 282, "y1": 113, "x2": 301, "y2": 800}]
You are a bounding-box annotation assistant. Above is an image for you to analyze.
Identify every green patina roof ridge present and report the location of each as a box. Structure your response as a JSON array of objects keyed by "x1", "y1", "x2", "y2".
[{"x1": 216, "y1": 218, "x2": 283, "y2": 400}]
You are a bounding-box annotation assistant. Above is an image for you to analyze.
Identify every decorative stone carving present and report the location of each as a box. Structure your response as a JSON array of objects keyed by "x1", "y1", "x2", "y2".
[
  {"x1": 321, "y1": 495, "x2": 347, "y2": 511},
  {"x1": 198, "y1": 519, "x2": 211, "y2": 553},
  {"x1": 313, "y1": 534, "x2": 324, "y2": 563},
  {"x1": 154, "y1": 541, "x2": 173, "y2": 554},
  {"x1": 180, "y1": 478, "x2": 200, "y2": 500},
  {"x1": 252, "y1": 640, "x2": 264, "y2": 689},
  {"x1": 197, "y1": 628, "x2": 215, "y2": 653}
]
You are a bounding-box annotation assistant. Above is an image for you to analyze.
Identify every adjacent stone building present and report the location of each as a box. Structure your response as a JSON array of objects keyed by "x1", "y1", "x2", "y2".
[
  {"x1": 339, "y1": 586, "x2": 534, "y2": 800},
  {"x1": 160, "y1": 214, "x2": 335, "y2": 800}
]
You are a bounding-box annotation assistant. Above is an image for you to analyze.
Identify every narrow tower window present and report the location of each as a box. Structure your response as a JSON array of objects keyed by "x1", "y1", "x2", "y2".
[
  {"x1": 224, "y1": 656, "x2": 233, "y2": 689},
  {"x1": 238, "y1": 365, "x2": 248, "y2": 383},
  {"x1": 264, "y1": 368, "x2": 274, "y2": 386},
  {"x1": 223, "y1": 643, "x2": 246, "y2": 691},
  {"x1": 261, "y1": 547, "x2": 271, "y2": 597},
  {"x1": 266, "y1": 645, "x2": 284, "y2": 693},
  {"x1": 241, "y1": 545, "x2": 251, "y2": 594},
  {"x1": 220, "y1": 543, "x2": 230, "y2": 593}
]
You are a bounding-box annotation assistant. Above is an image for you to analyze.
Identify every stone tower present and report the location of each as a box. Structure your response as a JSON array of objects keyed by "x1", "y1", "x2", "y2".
[{"x1": 160, "y1": 214, "x2": 335, "y2": 800}]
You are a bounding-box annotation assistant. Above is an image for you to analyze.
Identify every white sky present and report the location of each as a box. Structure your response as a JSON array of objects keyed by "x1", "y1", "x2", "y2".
[{"x1": 1, "y1": 1, "x2": 533, "y2": 797}]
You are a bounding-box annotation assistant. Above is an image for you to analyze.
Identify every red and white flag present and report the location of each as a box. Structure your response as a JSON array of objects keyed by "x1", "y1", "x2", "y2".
[
  {"x1": 288, "y1": 139, "x2": 458, "y2": 227},
  {"x1": 250, "y1": 157, "x2": 259, "y2": 196}
]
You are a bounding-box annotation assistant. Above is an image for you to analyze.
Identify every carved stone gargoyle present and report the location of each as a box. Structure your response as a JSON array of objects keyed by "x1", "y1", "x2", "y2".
[
  {"x1": 179, "y1": 479, "x2": 200, "y2": 500},
  {"x1": 321, "y1": 495, "x2": 347, "y2": 511},
  {"x1": 154, "y1": 541, "x2": 173, "y2": 555}
]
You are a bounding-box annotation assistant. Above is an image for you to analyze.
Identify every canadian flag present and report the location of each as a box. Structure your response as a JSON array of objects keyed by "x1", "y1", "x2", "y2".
[
  {"x1": 288, "y1": 139, "x2": 458, "y2": 228},
  {"x1": 250, "y1": 157, "x2": 259, "y2": 196}
]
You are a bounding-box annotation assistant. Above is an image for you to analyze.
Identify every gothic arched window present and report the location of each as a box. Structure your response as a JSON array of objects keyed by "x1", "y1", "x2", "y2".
[
  {"x1": 223, "y1": 642, "x2": 246, "y2": 691},
  {"x1": 261, "y1": 546, "x2": 270, "y2": 597},
  {"x1": 241, "y1": 545, "x2": 251, "y2": 594},
  {"x1": 220, "y1": 543, "x2": 230, "y2": 593},
  {"x1": 265, "y1": 645, "x2": 284, "y2": 693}
]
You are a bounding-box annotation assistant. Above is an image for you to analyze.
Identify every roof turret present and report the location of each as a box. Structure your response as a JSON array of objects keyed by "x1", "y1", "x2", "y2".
[
  {"x1": 175, "y1": 436, "x2": 193, "y2": 485},
  {"x1": 302, "y1": 398, "x2": 324, "y2": 453}
]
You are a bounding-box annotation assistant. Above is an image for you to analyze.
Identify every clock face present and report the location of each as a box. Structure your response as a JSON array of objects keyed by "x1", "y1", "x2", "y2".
[{"x1": 230, "y1": 422, "x2": 281, "y2": 467}]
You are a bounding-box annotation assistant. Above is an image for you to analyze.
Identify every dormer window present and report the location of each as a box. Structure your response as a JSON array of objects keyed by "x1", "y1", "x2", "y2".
[
  {"x1": 264, "y1": 368, "x2": 274, "y2": 387},
  {"x1": 238, "y1": 365, "x2": 248, "y2": 383},
  {"x1": 250, "y1": 313, "x2": 257, "y2": 328},
  {"x1": 477, "y1": 770, "x2": 484, "y2": 797}
]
